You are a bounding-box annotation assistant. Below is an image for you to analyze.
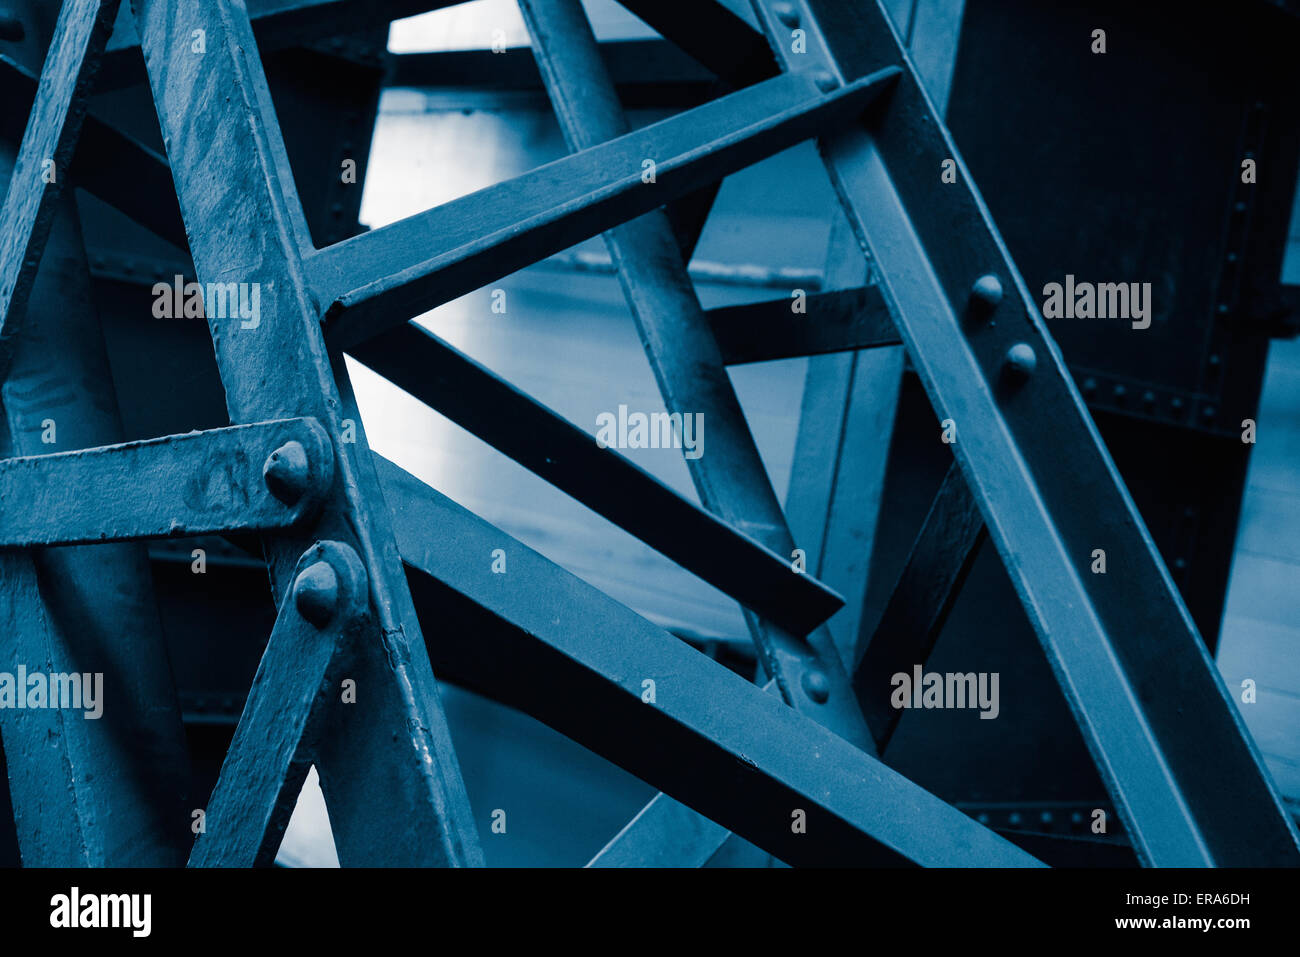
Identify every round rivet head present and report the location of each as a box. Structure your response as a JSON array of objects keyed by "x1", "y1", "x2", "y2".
[
  {"x1": 263, "y1": 440, "x2": 311, "y2": 505},
  {"x1": 811, "y1": 70, "x2": 838, "y2": 92},
  {"x1": 1003, "y1": 342, "x2": 1036, "y2": 380},
  {"x1": 801, "y1": 669, "x2": 830, "y2": 704},
  {"x1": 293, "y1": 560, "x2": 339, "y2": 627},
  {"x1": 773, "y1": 2, "x2": 800, "y2": 27},
  {"x1": 968, "y1": 274, "x2": 1003, "y2": 322}
]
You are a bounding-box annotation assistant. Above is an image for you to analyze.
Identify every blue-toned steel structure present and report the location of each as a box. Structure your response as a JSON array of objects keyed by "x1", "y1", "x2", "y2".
[{"x1": 0, "y1": 0, "x2": 1296, "y2": 867}]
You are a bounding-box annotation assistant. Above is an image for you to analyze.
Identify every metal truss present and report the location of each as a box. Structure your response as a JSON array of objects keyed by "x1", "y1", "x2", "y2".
[{"x1": 0, "y1": 0, "x2": 1295, "y2": 867}]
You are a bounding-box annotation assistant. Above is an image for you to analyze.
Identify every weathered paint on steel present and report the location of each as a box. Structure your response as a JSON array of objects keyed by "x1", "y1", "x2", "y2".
[
  {"x1": 348, "y1": 322, "x2": 845, "y2": 636},
  {"x1": 751, "y1": 0, "x2": 1300, "y2": 864},
  {"x1": 0, "y1": 0, "x2": 121, "y2": 377},
  {"x1": 130, "y1": 0, "x2": 483, "y2": 866},
  {"x1": 312, "y1": 67, "x2": 901, "y2": 346},
  {"x1": 0, "y1": 418, "x2": 332, "y2": 546},
  {"x1": 381, "y1": 453, "x2": 1044, "y2": 867},
  {"x1": 190, "y1": 541, "x2": 368, "y2": 868}
]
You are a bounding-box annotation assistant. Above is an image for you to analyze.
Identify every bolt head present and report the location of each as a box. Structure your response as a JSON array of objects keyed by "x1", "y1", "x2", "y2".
[
  {"x1": 801, "y1": 669, "x2": 830, "y2": 704},
  {"x1": 773, "y1": 2, "x2": 800, "y2": 27},
  {"x1": 811, "y1": 70, "x2": 838, "y2": 93},
  {"x1": 970, "y1": 274, "x2": 1003, "y2": 314},
  {"x1": 264, "y1": 439, "x2": 312, "y2": 505},
  {"x1": 294, "y1": 560, "x2": 340, "y2": 628},
  {"x1": 1003, "y1": 342, "x2": 1037, "y2": 380}
]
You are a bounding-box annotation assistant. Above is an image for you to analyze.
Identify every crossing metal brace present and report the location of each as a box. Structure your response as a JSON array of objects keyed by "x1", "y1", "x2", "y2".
[
  {"x1": 0, "y1": 0, "x2": 1293, "y2": 868},
  {"x1": 191, "y1": 541, "x2": 369, "y2": 867},
  {"x1": 129, "y1": 0, "x2": 483, "y2": 866}
]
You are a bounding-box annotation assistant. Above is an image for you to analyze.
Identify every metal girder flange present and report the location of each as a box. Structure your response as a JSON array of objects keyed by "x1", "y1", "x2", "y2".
[{"x1": 0, "y1": 418, "x2": 333, "y2": 546}]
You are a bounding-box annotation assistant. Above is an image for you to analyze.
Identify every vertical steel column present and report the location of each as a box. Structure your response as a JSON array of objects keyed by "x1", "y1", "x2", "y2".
[
  {"x1": 517, "y1": 0, "x2": 871, "y2": 747},
  {"x1": 129, "y1": 0, "x2": 482, "y2": 866}
]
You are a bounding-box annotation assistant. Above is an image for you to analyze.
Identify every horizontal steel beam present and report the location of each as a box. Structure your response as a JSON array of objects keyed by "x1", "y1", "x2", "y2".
[
  {"x1": 311, "y1": 67, "x2": 901, "y2": 348},
  {"x1": 708, "y1": 285, "x2": 899, "y2": 364},
  {"x1": 0, "y1": 418, "x2": 332, "y2": 546},
  {"x1": 191, "y1": 541, "x2": 369, "y2": 867},
  {"x1": 379, "y1": 454, "x2": 1042, "y2": 867},
  {"x1": 0, "y1": 55, "x2": 187, "y2": 251},
  {"x1": 347, "y1": 321, "x2": 844, "y2": 635}
]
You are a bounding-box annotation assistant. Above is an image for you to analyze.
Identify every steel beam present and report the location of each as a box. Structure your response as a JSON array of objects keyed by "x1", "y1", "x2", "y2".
[
  {"x1": 520, "y1": 0, "x2": 872, "y2": 748},
  {"x1": 190, "y1": 541, "x2": 368, "y2": 867},
  {"x1": 310, "y1": 67, "x2": 901, "y2": 347},
  {"x1": 785, "y1": 212, "x2": 903, "y2": 674},
  {"x1": 590, "y1": 791, "x2": 730, "y2": 868},
  {"x1": 707, "y1": 285, "x2": 899, "y2": 364},
  {"x1": 388, "y1": 39, "x2": 713, "y2": 97},
  {"x1": 740, "y1": 0, "x2": 1300, "y2": 864},
  {"x1": 852, "y1": 461, "x2": 986, "y2": 749},
  {"x1": 0, "y1": 54, "x2": 187, "y2": 251},
  {"x1": 0, "y1": 2, "x2": 190, "y2": 863},
  {"x1": 97, "y1": 0, "x2": 457, "y2": 93},
  {"x1": 0, "y1": 418, "x2": 332, "y2": 546},
  {"x1": 347, "y1": 322, "x2": 844, "y2": 636},
  {"x1": 131, "y1": 0, "x2": 482, "y2": 867},
  {"x1": 380, "y1": 454, "x2": 1043, "y2": 867},
  {"x1": 0, "y1": 0, "x2": 121, "y2": 378},
  {"x1": 615, "y1": 0, "x2": 777, "y2": 87}
]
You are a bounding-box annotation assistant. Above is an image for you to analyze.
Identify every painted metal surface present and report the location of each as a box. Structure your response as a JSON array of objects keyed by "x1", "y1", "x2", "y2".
[
  {"x1": 518, "y1": 0, "x2": 871, "y2": 747},
  {"x1": 0, "y1": 0, "x2": 1291, "y2": 869},
  {"x1": 746, "y1": 0, "x2": 1300, "y2": 864},
  {"x1": 129, "y1": 0, "x2": 482, "y2": 866},
  {"x1": 707, "y1": 285, "x2": 899, "y2": 364},
  {"x1": 0, "y1": 0, "x2": 191, "y2": 867},
  {"x1": 0, "y1": 418, "x2": 332, "y2": 546},
  {"x1": 347, "y1": 322, "x2": 845, "y2": 636},
  {"x1": 382, "y1": 453, "x2": 1043, "y2": 867},
  {"x1": 190, "y1": 541, "x2": 368, "y2": 867},
  {"x1": 853, "y1": 461, "x2": 985, "y2": 749},
  {"x1": 0, "y1": 0, "x2": 121, "y2": 376},
  {"x1": 312, "y1": 67, "x2": 900, "y2": 346}
]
